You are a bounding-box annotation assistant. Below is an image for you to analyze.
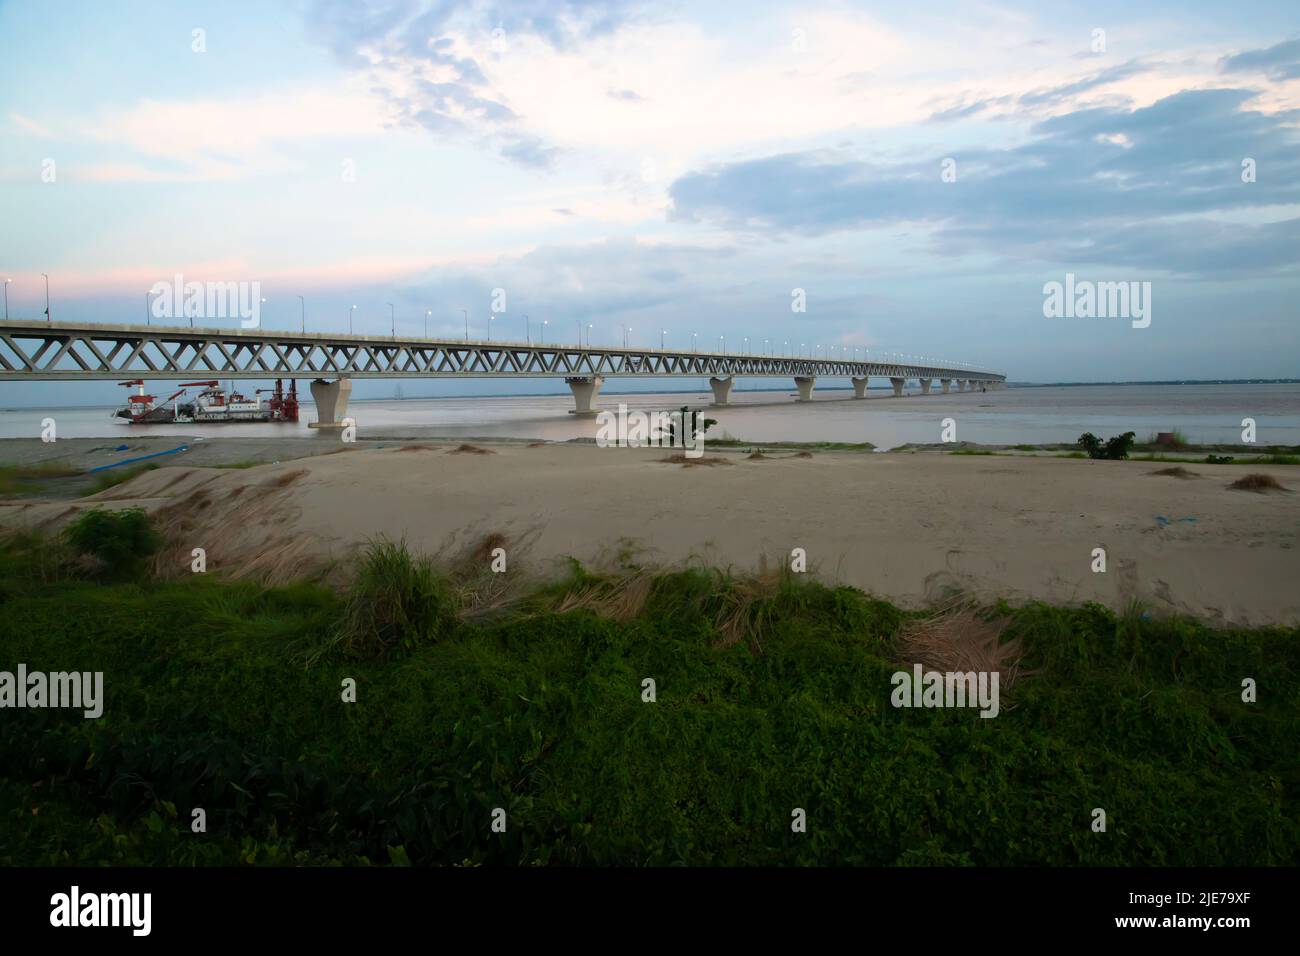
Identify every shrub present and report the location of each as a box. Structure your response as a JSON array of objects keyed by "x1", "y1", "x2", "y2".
[
  {"x1": 1078, "y1": 431, "x2": 1136, "y2": 460},
  {"x1": 62, "y1": 507, "x2": 157, "y2": 576},
  {"x1": 334, "y1": 537, "x2": 454, "y2": 657}
]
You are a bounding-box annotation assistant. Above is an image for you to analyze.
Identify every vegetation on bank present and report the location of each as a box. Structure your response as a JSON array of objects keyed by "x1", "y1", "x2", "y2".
[{"x1": 0, "y1": 513, "x2": 1297, "y2": 866}]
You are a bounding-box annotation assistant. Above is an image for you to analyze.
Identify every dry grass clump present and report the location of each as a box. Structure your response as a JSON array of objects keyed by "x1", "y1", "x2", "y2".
[
  {"x1": 262, "y1": 468, "x2": 308, "y2": 489},
  {"x1": 447, "y1": 443, "x2": 495, "y2": 455},
  {"x1": 789, "y1": 451, "x2": 813, "y2": 459},
  {"x1": 713, "y1": 568, "x2": 784, "y2": 652},
  {"x1": 897, "y1": 604, "x2": 1032, "y2": 694},
  {"x1": 444, "y1": 531, "x2": 519, "y2": 616},
  {"x1": 553, "y1": 569, "x2": 656, "y2": 623},
  {"x1": 398, "y1": 445, "x2": 433, "y2": 452},
  {"x1": 658, "y1": 454, "x2": 732, "y2": 466},
  {"x1": 1228, "y1": 473, "x2": 1290, "y2": 493},
  {"x1": 1149, "y1": 466, "x2": 1198, "y2": 479},
  {"x1": 527, "y1": 441, "x2": 547, "y2": 448},
  {"x1": 746, "y1": 451, "x2": 769, "y2": 460}
]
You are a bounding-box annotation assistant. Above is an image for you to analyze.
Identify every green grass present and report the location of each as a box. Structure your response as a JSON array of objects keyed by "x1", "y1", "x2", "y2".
[
  {"x1": 0, "y1": 533, "x2": 1296, "y2": 866},
  {"x1": 85, "y1": 462, "x2": 159, "y2": 495},
  {"x1": 1132, "y1": 453, "x2": 1300, "y2": 466},
  {"x1": 948, "y1": 449, "x2": 1002, "y2": 456},
  {"x1": 0, "y1": 461, "x2": 82, "y2": 495},
  {"x1": 211, "y1": 460, "x2": 261, "y2": 470}
]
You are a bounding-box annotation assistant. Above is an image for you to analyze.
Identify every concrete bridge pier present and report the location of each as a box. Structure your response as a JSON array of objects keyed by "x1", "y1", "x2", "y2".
[
  {"x1": 308, "y1": 376, "x2": 353, "y2": 429},
  {"x1": 566, "y1": 375, "x2": 604, "y2": 416},
  {"x1": 941, "y1": 378, "x2": 951, "y2": 394},
  {"x1": 956, "y1": 380, "x2": 966, "y2": 393},
  {"x1": 920, "y1": 378, "x2": 933, "y2": 395},
  {"x1": 851, "y1": 376, "x2": 868, "y2": 398},
  {"x1": 708, "y1": 375, "x2": 735, "y2": 406},
  {"x1": 890, "y1": 377, "x2": 905, "y2": 397},
  {"x1": 794, "y1": 376, "x2": 816, "y2": 402}
]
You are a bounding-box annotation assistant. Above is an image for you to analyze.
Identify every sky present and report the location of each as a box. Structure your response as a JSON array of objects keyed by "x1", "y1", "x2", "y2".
[{"x1": 1, "y1": 0, "x2": 1298, "y2": 405}]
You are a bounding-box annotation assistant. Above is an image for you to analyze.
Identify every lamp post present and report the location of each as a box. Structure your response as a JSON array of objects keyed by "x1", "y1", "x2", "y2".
[
  {"x1": 3, "y1": 278, "x2": 9, "y2": 320},
  {"x1": 298, "y1": 295, "x2": 305, "y2": 333},
  {"x1": 587, "y1": 323, "x2": 592, "y2": 347},
  {"x1": 144, "y1": 290, "x2": 152, "y2": 326},
  {"x1": 461, "y1": 308, "x2": 468, "y2": 342},
  {"x1": 691, "y1": 331, "x2": 697, "y2": 352},
  {"x1": 541, "y1": 318, "x2": 547, "y2": 344},
  {"x1": 425, "y1": 309, "x2": 431, "y2": 338},
  {"x1": 41, "y1": 273, "x2": 49, "y2": 322},
  {"x1": 524, "y1": 315, "x2": 530, "y2": 344},
  {"x1": 660, "y1": 328, "x2": 666, "y2": 349},
  {"x1": 350, "y1": 305, "x2": 357, "y2": 334},
  {"x1": 388, "y1": 303, "x2": 395, "y2": 338},
  {"x1": 743, "y1": 336, "x2": 748, "y2": 354}
]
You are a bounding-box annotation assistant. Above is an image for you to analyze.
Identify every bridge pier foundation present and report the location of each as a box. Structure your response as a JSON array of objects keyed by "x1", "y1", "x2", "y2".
[
  {"x1": 566, "y1": 375, "x2": 604, "y2": 416},
  {"x1": 920, "y1": 378, "x2": 933, "y2": 395},
  {"x1": 308, "y1": 377, "x2": 353, "y2": 429},
  {"x1": 941, "y1": 378, "x2": 951, "y2": 394},
  {"x1": 708, "y1": 375, "x2": 734, "y2": 406},
  {"x1": 890, "y1": 377, "x2": 905, "y2": 397},
  {"x1": 851, "y1": 376, "x2": 868, "y2": 398},
  {"x1": 956, "y1": 380, "x2": 966, "y2": 393},
  {"x1": 794, "y1": 376, "x2": 816, "y2": 402}
]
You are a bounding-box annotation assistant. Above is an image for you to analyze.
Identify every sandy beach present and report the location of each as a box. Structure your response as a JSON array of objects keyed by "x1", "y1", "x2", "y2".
[{"x1": 3, "y1": 438, "x2": 1296, "y2": 627}]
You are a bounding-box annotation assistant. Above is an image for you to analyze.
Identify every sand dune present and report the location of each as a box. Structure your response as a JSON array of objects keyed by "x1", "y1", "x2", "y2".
[{"x1": 3, "y1": 443, "x2": 1297, "y2": 626}]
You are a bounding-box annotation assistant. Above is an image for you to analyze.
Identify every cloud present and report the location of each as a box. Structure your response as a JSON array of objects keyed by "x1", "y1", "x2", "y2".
[
  {"x1": 9, "y1": 112, "x2": 52, "y2": 137},
  {"x1": 1220, "y1": 38, "x2": 1300, "y2": 82},
  {"x1": 81, "y1": 87, "x2": 384, "y2": 182},
  {"x1": 667, "y1": 88, "x2": 1300, "y2": 278},
  {"x1": 304, "y1": 0, "x2": 645, "y2": 167}
]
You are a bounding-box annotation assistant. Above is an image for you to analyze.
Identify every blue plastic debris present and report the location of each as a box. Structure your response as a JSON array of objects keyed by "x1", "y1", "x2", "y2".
[{"x1": 88, "y1": 444, "x2": 190, "y2": 473}]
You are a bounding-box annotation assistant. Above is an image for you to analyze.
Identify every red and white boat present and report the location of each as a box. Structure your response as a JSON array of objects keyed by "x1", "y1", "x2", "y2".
[{"x1": 113, "y1": 379, "x2": 299, "y2": 424}]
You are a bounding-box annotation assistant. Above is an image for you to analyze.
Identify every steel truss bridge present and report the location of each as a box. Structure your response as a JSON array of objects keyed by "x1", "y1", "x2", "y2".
[{"x1": 0, "y1": 320, "x2": 1004, "y2": 385}]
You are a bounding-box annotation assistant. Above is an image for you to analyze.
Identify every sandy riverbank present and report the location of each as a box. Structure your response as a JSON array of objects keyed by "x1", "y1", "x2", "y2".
[{"x1": 2, "y1": 437, "x2": 1297, "y2": 626}]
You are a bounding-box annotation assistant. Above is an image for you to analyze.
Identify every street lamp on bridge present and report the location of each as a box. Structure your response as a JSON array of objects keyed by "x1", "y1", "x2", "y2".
[
  {"x1": 41, "y1": 273, "x2": 50, "y2": 323},
  {"x1": 388, "y1": 303, "x2": 395, "y2": 338},
  {"x1": 350, "y1": 305, "x2": 357, "y2": 334},
  {"x1": 298, "y1": 296, "x2": 305, "y2": 333}
]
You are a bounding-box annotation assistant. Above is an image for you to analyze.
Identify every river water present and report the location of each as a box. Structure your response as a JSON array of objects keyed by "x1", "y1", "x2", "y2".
[{"x1": 2, "y1": 383, "x2": 1297, "y2": 449}]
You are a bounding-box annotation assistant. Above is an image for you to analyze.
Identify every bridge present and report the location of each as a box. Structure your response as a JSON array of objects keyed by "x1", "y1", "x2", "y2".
[{"x1": 0, "y1": 319, "x2": 1006, "y2": 426}]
